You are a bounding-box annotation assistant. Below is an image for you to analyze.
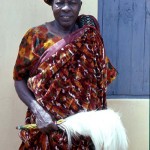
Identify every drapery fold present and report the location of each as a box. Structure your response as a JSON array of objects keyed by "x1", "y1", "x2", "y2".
[{"x1": 14, "y1": 15, "x2": 117, "y2": 150}]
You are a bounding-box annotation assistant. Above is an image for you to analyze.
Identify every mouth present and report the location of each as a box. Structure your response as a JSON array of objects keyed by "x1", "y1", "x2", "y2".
[
  {"x1": 62, "y1": 16, "x2": 70, "y2": 19},
  {"x1": 61, "y1": 16, "x2": 72, "y2": 19}
]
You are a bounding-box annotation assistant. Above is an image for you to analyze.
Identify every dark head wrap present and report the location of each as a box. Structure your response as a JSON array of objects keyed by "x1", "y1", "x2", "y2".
[
  {"x1": 44, "y1": 0, "x2": 82, "y2": 5},
  {"x1": 44, "y1": 0, "x2": 53, "y2": 5}
]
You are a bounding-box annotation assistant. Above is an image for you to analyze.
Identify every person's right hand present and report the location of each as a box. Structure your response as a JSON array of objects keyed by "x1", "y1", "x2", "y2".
[
  {"x1": 14, "y1": 80, "x2": 58, "y2": 133},
  {"x1": 35, "y1": 109, "x2": 58, "y2": 133},
  {"x1": 31, "y1": 100, "x2": 58, "y2": 133}
]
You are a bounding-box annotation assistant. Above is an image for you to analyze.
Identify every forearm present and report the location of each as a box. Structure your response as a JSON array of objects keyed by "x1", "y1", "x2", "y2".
[
  {"x1": 14, "y1": 80, "x2": 44, "y2": 114},
  {"x1": 14, "y1": 80, "x2": 58, "y2": 131}
]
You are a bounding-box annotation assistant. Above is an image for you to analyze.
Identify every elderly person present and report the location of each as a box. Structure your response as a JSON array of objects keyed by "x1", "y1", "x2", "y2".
[{"x1": 13, "y1": 0, "x2": 117, "y2": 149}]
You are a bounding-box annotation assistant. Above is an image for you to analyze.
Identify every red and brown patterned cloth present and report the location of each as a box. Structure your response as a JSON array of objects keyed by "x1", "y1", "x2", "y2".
[{"x1": 13, "y1": 15, "x2": 117, "y2": 150}]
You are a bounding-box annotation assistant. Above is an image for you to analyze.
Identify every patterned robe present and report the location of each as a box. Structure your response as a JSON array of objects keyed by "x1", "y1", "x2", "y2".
[{"x1": 13, "y1": 15, "x2": 117, "y2": 150}]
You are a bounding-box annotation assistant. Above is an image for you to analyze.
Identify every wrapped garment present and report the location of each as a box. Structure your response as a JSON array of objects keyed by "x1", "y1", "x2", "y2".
[{"x1": 13, "y1": 15, "x2": 117, "y2": 150}]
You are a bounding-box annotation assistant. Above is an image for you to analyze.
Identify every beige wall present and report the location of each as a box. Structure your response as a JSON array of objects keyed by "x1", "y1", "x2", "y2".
[
  {"x1": 0, "y1": 0, "x2": 149, "y2": 150},
  {"x1": 108, "y1": 99, "x2": 149, "y2": 150}
]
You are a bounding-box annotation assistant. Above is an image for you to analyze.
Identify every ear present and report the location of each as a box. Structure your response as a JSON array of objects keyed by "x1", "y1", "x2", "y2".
[
  {"x1": 79, "y1": 1, "x2": 82, "y2": 11},
  {"x1": 51, "y1": 0, "x2": 54, "y2": 9},
  {"x1": 51, "y1": 3, "x2": 54, "y2": 11}
]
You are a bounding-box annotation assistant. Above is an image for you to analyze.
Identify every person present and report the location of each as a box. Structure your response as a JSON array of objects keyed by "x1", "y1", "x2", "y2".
[{"x1": 13, "y1": 0, "x2": 117, "y2": 149}]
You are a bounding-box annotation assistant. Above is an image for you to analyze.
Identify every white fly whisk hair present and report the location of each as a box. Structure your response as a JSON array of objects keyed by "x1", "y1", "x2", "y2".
[{"x1": 58, "y1": 109, "x2": 128, "y2": 150}]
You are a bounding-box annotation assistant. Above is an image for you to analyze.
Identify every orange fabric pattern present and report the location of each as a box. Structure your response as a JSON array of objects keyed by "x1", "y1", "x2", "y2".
[{"x1": 14, "y1": 15, "x2": 117, "y2": 150}]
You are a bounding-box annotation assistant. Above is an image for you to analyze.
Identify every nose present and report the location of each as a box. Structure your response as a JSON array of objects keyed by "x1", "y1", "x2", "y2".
[{"x1": 61, "y1": 3, "x2": 71, "y2": 12}]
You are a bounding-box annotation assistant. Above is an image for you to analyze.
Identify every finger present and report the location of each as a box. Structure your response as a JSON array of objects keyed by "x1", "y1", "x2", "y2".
[
  {"x1": 38, "y1": 124, "x2": 57, "y2": 133},
  {"x1": 36, "y1": 119, "x2": 43, "y2": 129},
  {"x1": 40, "y1": 128, "x2": 49, "y2": 133},
  {"x1": 50, "y1": 123, "x2": 58, "y2": 130}
]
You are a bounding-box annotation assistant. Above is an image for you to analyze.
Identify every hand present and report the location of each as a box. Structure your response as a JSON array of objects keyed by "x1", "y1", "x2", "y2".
[
  {"x1": 14, "y1": 80, "x2": 58, "y2": 133},
  {"x1": 36, "y1": 110, "x2": 58, "y2": 133},
  {"x1": 31, "y1": 100, "x2": 58, "y2": 133}
]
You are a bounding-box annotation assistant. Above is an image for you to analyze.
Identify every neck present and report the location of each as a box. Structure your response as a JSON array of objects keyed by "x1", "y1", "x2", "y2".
[{"x1": 51, "y1": 21, "x2": 77, "y2": 37}]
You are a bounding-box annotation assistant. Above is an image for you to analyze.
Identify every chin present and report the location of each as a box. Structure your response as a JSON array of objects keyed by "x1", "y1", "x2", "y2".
[
  {"x1": 60, "y1": 22, "x2": 74, "y2": 29},
  {"x1": 58, "y1": 19, "x2": 76, "y2": 29}
]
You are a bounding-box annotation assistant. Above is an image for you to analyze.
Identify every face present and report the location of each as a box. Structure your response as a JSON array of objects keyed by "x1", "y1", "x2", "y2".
[{"x1": 52, "y1": 0, "x2": 82, "y2": 30}]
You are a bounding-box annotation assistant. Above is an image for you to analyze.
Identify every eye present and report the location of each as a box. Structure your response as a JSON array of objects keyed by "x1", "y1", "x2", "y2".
[
  {"x1": 69, "y1": 1, "x2": 77, "y2": 5},
  {"x1": 55, "y1": 1, "x2": 64, "y2": 6}
]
